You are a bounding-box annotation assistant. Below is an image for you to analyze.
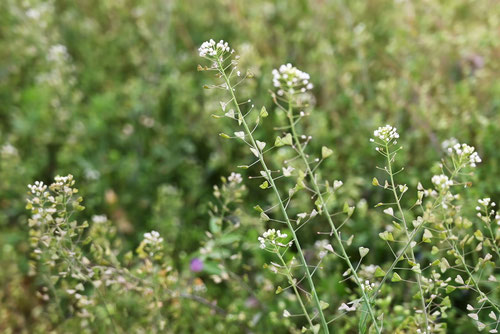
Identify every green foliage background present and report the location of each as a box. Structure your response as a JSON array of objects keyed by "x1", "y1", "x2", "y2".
[{"x1": 0, "y1": 0, "x2": 499, "y2": 332}]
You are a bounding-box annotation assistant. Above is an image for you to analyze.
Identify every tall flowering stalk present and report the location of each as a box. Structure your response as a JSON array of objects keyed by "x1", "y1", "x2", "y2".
[
  {"x1": 198, "y1": 40, "x2": 329, "y2": 333},
  {"x1": 370, "y1": 131, "x2": 487, "y2": 333},
  {"x1": 270, "y1": 63, "x2": 381, "y2": 332},
  {"x1": 198, "y1": 40, "x2": 496, "y2": 333}
]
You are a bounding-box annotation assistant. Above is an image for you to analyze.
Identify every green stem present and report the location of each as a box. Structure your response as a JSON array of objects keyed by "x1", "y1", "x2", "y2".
[
  {"x1": 285, "y1": 102, "x2": 381, "y2": 333},
  {"x1": 276, "y1": 247, "x2": 315, "y2": 329},
  {"x1": 384, "y1": 143, "x2": 429, "y2": 331},
  {"x1": 217, "y1": 60, "x2": 329, "y2": 333}
]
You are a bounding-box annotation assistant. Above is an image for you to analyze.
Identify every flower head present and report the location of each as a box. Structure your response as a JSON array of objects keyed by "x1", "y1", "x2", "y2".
[
  {"x1": 190, "y1": 258, "x2": 204, "y2": 272},
  {"x1": 143, "y1": 230, "x2": 164, "y2": 245},
  {"x1": 228, "y1": 172, "x2": 243, "y2": 184},
  {"x1": 432, "y1": 174, "x2": 453, "y2": 191},
  {"x1": 198, "y1": 39, "x2": 234, "y2": 58},
  {"x1": 258, "y1": 228, "x2": 291, "y2": 250},
  {"x1": 272, "y1": 63, "x2": 313, "y2": 96},
  {"x1": 372, "y1": 125, "x2": 399, "y2": 144}
]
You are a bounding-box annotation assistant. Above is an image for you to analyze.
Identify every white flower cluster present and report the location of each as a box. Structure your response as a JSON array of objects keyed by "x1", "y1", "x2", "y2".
[
  {"x1": 50, "y1": 174, "x2": 76, "y2": 196},
  {"x1": 360, "y1": 279, "x2": 376, "y2": 292},
  {"x1": 431, "y1": 174, "x2": 453, "y2": 191},
  {"x1": 28, "y1": 181, "x2": 48, "y2": 196},
  {"x1": 372, "y1": 125, "x2": 399, "y2": 144},
  {"x1": 143, "y1": 230, "x2": 164, "y2": 246},
  {"x1": 478, "y1": 198, "x2": 494, "y2": 207},
  {"x1": 228, "y1": 172, "x2": 243, "y2": 184},
  {"x1": 198, "y1": 39, "x2": 233, "y2": 58},
  {"x1": 47, "y1": 44, "x2": 69, "y2": 63},
  {"x1": 258, "y1": 228, "x2": 291, "y2": 249},
  {"x1": 272, "y1": 63, "x2": 313, "y2": 96},
  {"x1": 476, "y1": 198, "x2": 498, "y2": 220},
  {"x1": 441, "y1": 137, "x2": 458, "y2": 152},
  {"x1": 445, "y1": 142, "x2": 482, "y2": 167}
]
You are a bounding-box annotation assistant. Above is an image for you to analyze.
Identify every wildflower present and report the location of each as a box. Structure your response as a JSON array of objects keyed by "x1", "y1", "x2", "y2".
[
  {"x1": 478, "y1": 198, "x2": 492, "y2": 206},
  {"x1": 28, "y1": 181, "x2": 47, "y2": 196},
  {"x1": 258, "y1": 229, "x2": 290, "y2": 250},
  {"x1": 143, "y1": 230, "x2": 164, "y2": 245},
  {"x1": 198, "y1": 39, "x2": 233, "y2": 58},
  {"x1": 432, "y1": 174, "x2": 453, "y2": 190},
  {"x1": 372, "y1": 125, "x2": 399, "y2": 144},
  {"x1": 190, "y1": 258, "x2": 204, "y2": 272},
  {"x1": 228, "y1": 172, "x2": 243, "y2": 184},
  {"x1": 447, "y1": 142, "x2": 482, "y2": 167},
  {"x1": 272, "y1": 63, "x2": 313, "y2": 95}
]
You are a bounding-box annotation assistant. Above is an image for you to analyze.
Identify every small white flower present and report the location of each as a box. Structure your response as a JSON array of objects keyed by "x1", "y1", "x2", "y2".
[
  {"x1": 228, "y1": 172, "x2": 243, "y2": 184},
  {"x1": 143, "y1": 230, "x2": 164, "y2": 245},
  {"x1": 432, "y1": 174, "x2": 453, "y2": 190},
  {"x1": 272, "y1": 63, "x2": 313, "y2": 95},
  {"x1": 199, "y1": 39, "x2": 233, "y2": 58},
  {"x1": 373, "y1": 125, "x2": 399, "y2": 143}
]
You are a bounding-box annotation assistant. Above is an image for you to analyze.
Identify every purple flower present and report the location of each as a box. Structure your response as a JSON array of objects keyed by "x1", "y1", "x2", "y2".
[{"x1": 190, "y1": 258, "x2": 204, "y2": 272}]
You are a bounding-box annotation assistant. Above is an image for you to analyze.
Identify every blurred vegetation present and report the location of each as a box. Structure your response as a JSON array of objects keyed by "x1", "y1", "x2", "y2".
[{"x1": 0, "y1": 0, "x2": 499, "y2": 332}]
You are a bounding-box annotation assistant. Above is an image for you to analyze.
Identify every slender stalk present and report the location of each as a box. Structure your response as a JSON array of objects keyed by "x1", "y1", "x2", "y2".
[
  {"x1": 384, "y1": 143, "x2": 429, "y2": 331},
  {"x1": 275, "y1": 247, "x2": 315, "y2": 329},
  {"x1": 216, "y1": 60, "x2": 329, "y2": 333},
  {"x1": 285, "y1": 102, "x2": 381, "y2": 333}
]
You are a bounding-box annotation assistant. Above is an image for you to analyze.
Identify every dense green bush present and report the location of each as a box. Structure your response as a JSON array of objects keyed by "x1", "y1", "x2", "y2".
[{"x1": 0, "y1": 0, "x2": 499, "y2": 333}]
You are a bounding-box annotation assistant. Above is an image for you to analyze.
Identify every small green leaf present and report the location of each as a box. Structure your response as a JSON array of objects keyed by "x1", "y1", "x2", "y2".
[
  {"x1": 446, "y1": 285, "x2": 456, "y2": 294},
  {"x1": 259, "y1": 181, "x2": 269, "y2": 189},
  {"x1": 320, "y1": 300, "x2": 329, "y2": 310},
  {"x1": 372, "y1": 177, "x2": 379, "y2": 186},
  {"x1": 219, "y1": 133, "x2": 230, "y2": 139}
]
